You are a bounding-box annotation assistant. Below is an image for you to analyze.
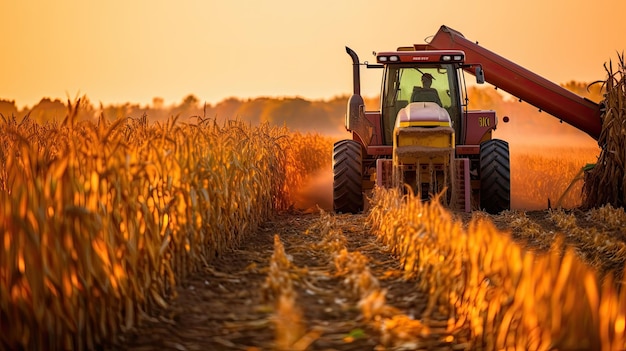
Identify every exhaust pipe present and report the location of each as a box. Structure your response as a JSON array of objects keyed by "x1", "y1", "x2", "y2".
[
  {"x1": 345, "y1": 46, "x2": 361, "y2": 95},
  {"x1": 344, "y1": 47, "x2": 370, "y2": 146}
]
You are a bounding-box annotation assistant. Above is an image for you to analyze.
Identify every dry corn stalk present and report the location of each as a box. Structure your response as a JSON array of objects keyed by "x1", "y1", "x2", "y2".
[
  {"x1": 0, "y1": 103, "x2": 330, "y2": 350},
  {"x1": 368, "y1": 187, "x2": 626, "y2": 350},
  {"x1": 584, "y1": 53, "x2": 626, "y2": 208}
]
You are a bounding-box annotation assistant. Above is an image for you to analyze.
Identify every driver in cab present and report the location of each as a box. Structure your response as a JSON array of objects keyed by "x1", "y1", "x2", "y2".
[{"x1": 411, "y1": 73, "x2": 442, "y2": 107}]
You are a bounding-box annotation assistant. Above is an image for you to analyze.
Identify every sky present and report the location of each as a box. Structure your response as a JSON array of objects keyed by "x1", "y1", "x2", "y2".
[{"x1": 1, "y1": 0, "x2": 625, "y2": 109}]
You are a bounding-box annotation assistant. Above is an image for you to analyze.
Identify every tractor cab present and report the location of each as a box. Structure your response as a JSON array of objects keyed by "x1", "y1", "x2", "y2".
[{"x1": 376, "y1": 50, "x2": 467, "y2": 146}]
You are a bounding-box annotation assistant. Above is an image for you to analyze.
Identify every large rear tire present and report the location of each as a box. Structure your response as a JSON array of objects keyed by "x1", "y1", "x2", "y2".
[
  {"x1": 333, "y1": 140, "x2": 363, "y2": 213},
  {"x1": 479, "y1": 139, "x2": 510, "y2": 213}
]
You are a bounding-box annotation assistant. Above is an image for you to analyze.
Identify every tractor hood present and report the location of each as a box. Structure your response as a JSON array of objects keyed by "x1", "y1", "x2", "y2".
[{"x1": 395, "y1": 102, "x2": 451, "y2": 128}]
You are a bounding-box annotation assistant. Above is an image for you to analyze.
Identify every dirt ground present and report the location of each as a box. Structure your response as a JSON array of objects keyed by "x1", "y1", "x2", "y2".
[
  {"x1": 106, "y1": 208, "x2": 624, "y2": 351},
  {"x1": 107, "y1": 212, "x2": 414, "y2": 350}
]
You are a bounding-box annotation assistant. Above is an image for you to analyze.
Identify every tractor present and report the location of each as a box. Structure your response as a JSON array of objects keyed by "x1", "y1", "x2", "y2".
[{"x1": 333, "y1": 25, "x2": 601, "y2": 214}]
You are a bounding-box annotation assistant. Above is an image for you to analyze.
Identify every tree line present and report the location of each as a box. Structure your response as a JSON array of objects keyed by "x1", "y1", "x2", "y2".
[{"x1": 0, "y1": 80, "x2": 603, "y2": 142}]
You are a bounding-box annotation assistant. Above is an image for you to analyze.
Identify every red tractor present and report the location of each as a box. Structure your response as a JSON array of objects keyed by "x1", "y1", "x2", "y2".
[{"x1": 333, "y1": 25, "x2": 602, "y2": 214}]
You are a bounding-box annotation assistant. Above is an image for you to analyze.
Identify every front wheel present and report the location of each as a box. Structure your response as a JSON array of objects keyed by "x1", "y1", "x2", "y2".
[
  {"x1": 333, "y1": 140, "x2": 363, "y2": 213},
  {"x1": 479, "y1": 139, "x2": 510, "y2": 213}
]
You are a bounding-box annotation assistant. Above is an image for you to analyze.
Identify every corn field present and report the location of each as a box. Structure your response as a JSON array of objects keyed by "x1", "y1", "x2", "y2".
[
  {"x1": 511, "y1": 146, "x2": 599, "y2": 210},
  {"x1": 0, "y1": 106, "x2": 333, "y2": 350},
  {"x1": 3, "y1": 63, "x2": 626, "y2": 349},
  {"x1": 368, "y1": 188, "x2": 626, "y2": 350}
]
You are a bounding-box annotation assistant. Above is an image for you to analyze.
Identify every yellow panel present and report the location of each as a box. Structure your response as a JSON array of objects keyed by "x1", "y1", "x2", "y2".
[
  {"x1": 398, "y1": 121, "x2": 451, "y2": 128},
  {"x1": 397, "y1": 133, "x2": 454, "y2": 149}
]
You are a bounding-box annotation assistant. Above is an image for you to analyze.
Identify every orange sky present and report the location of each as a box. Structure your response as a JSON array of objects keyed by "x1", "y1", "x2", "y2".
[{"x1": 1, "y1": 0, "x2": 625, "y2": 109}]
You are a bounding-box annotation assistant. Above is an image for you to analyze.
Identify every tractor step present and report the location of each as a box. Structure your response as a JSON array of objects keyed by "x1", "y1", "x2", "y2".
[{"x1": 455, "y1": 158, "x2": 471, "y2": 212}]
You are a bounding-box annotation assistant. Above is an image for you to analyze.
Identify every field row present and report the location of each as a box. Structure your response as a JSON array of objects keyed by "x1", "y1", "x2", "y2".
[{"x1": 370, "y1": 188, "x2": 626, "y2": 350}]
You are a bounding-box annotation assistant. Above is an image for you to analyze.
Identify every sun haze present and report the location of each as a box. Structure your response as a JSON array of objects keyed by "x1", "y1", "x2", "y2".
[{"x1": 1, "y1": 0, "x2": 624, "y2": 108}]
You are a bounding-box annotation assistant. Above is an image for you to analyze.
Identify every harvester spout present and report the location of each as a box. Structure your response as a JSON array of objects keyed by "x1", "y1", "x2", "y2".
[
  {"x1": 428, "y1": 25, "x2": 602, "y2": 139},
  {"x1": 345, "y1": 46, "x2": 361, "y2": 95}
]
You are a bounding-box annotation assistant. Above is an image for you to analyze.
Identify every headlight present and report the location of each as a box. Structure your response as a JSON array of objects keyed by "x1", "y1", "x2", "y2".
[
  {"x1": 378, "y1": 56, "x2": 388, "y2": 62},
  {"x1": 441, "y1": 55, "x2": 451, "y2": 61},
  {"x1": 389, "y1": 55, "x2": 399, "y2": 62}
]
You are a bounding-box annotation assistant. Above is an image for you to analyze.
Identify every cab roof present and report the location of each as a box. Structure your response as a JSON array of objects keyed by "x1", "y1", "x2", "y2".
[{"x1": 376, "y1": 50, "x2": 465, "y2": 64}]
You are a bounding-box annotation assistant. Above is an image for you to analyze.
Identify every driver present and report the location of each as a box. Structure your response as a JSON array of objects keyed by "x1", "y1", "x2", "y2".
[
  {"x1": 421, "y1": 73, "x2": 436, "y2": 89},
  {"x1": 412, "y1": 73, "x2": 442, "y2": 106}
]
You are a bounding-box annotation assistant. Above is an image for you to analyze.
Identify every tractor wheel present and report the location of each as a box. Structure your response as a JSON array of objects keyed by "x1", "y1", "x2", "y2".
[
  {"x1": 333, "y1": 139, "x2": 363, "y2": 213},
  {"x1": 479, "y1": 139, "x2": 511, "y2": 214}
]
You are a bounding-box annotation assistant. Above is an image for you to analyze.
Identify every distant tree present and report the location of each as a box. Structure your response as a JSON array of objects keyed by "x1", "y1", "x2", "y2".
[
  {"x1": 254, "y1": 97, "x2": 348, "y2": 135},
  {"x1": 152, "y1": 97, "x2": 164, "y2": 110},
  {"x1": 0, "y1": 99, "x2": 19, "y2": 120},
  {"x1": 169, "y1": 94, "x2": 202, "y2": 121},
  {"x1": 102, "y1": 102, "x2": 141, "y2": 121},
  {"x1": 233, "y1": 97, "x2": 271, "y2": 125},
  {"x1": 27, "y1": 98, "x2": 67, "y2": 122},
  {"x1": 181, "y1": 94, "x2": 199, "y2": 108},
  {"x1": 260, "y1": 97, "x2": 313, "y2": 127},
  {"x1": 211, "y1": 97, "x2": 244, "y2": 122}
]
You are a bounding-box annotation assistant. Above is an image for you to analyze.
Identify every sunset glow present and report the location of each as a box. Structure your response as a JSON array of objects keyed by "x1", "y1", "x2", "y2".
[{"x1": 1, "y1": 0, "x2": 625, "y2": 109}]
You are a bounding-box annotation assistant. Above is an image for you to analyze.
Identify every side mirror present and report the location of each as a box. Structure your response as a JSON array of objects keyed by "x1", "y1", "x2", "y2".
[{"x1": 475, "y1": 66, "x2": 485, "y2": 84}]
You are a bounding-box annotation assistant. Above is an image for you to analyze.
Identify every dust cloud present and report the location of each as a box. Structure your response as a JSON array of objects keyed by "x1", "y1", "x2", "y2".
[{"x1": 292, "y1": 168, "x2": 334, "y2": 213}]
